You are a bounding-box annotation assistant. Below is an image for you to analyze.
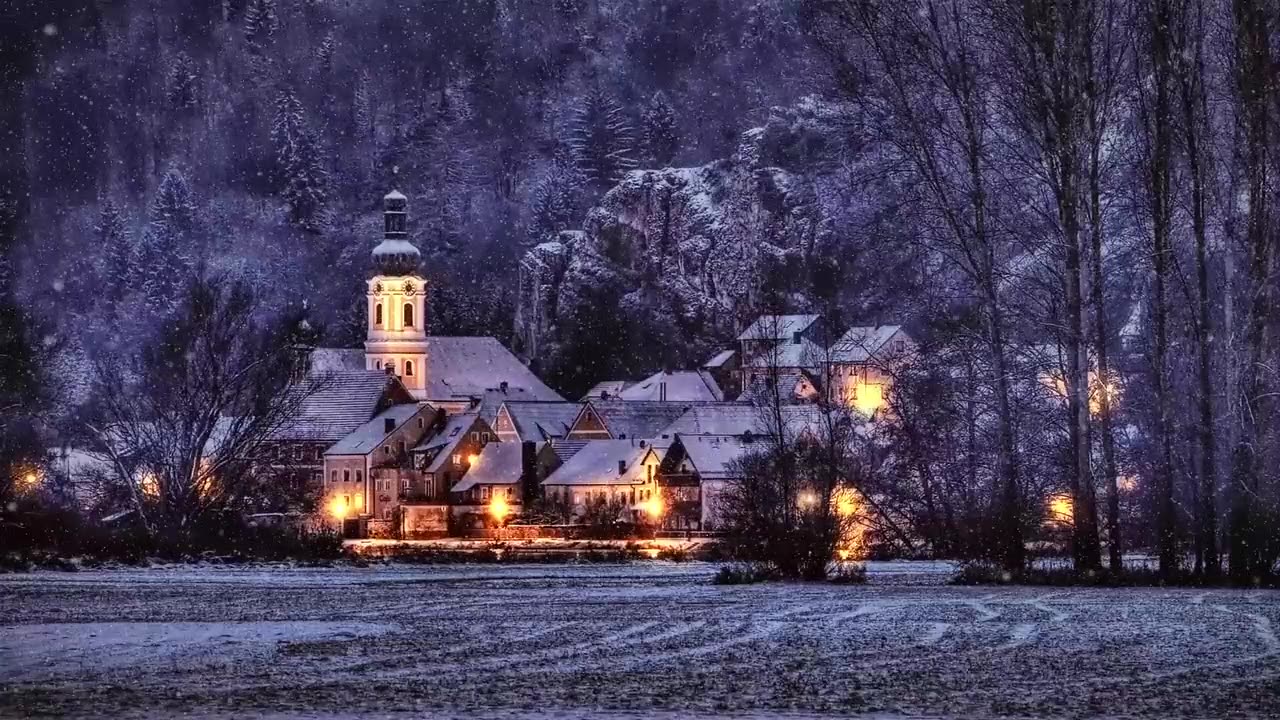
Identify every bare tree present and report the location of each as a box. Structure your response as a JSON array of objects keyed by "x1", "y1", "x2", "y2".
[
  {"x1": 804, "y1": 0, "x2": 1028, "y2": 570},
  {"x1": 1226, "y1": 0, "x2": 1277, "y2": 583},
  {"x1": 82, "y1": 274, "x2": 325, "y2": 542}
]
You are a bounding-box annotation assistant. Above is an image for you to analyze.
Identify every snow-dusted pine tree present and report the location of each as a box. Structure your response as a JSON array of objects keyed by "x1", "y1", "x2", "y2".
[
  {"x1": 527, "y1": 149, "x2": 584, "y2": 246},
  {"x1": 270, "y1": 87, "x2": 329, "y2": 232},
  {"x1": 642, "y1": 91, "x2": 678, "y2": 166},
  {"x1": 352, "y1": 71, "x2": 373, "y2": 141},
  {"x1": 568, "y1": 85, "x2": 637, "y2": 189},
  {"x1": 316, "y1": 32, "x2": 336, "y2": 77},
  {"x1": 95, "y1": 198, "x2": 134, "y2": 302},
  {"x1": 135, "y1": 169, "x2": 196, "y2": 310},
  {"x1": 167, "y1": 52, "x2": 199, "y2": 113},
  {"x1": 243, "y1": 0, "x2": 279, "y2": 50}
]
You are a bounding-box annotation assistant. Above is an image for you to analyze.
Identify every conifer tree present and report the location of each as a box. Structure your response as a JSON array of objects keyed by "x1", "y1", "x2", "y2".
[
  {"x1": 243, "y1": 0, "x2": 279, "y2": 50},
  {"x1": 95, "y1": 198, "x2": 134, "y2": 302},
  {"x1": 135, "y1": 169, "x2": 197, "y2": 310},
  {"x1": 527, "y1": 149, "x2": 584, "y2": 246},
  {"x1": 569, "y1": 85, "x2": 637, "y2": 190},
  {"x1": 167, "y1": 52, "x2": 199, "y2": 113},
  {"x1": 316, "y1": 32, "x2": 336, "y2": 77},
  {"x1": 272, "y1": 88, "x2": 329, "y2": 232},
  {"x1": 642, "y1": 91, "x2": 678, "y2": 166}
]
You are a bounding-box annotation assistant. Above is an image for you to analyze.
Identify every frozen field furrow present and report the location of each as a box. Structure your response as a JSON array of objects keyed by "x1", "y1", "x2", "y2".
[{"x1": 0, "y1": 561, "x2": 1277, "y2": 719}]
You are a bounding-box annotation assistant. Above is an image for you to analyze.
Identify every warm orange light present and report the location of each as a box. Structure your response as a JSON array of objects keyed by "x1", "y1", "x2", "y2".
[
  {"x1": 847, "y1": 382, "x2": 885, "y2": 416},
  {"x1": 1047, "y1": 494, "x2": 1073, "y2": 523},
  {"x1": 834, "y1": 487, "x2": 860, "y2": 517},
  {"x1": 22, "y1": 471, "x2": 39, "y2": 488},
  {"x1": 798, "y1": 491, "x2": 818, "y2": 509},
  {"x1": 642, "y1": 495, "x2": 664, "y2": 519},
  {"x1": 328, "y1": 496, "x2": 348, "y2": 519},
  {"x1": 489, "y1": 493, "x2": 510, "y2": 522},
  {"x1": 139, "y1": 471, "x2": 160, "y2": 498},
  {"x1": 1117, "y1": 475, "x2": 1137, "y2": 493},
  {"x1": 468, "y1": 453, "x2": 480, "y2": 465}
]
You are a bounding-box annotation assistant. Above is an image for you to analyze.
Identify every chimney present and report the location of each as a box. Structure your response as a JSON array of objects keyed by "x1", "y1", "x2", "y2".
[
  {"x1": 499, "y1": 380, "x2": 509, "y2": 394},
  {"x1": 384, "y1": 418, "x2": 396, "y2": 434},
  {"x1": 617, "y1": 460, "x2": 627, "y2": 475},
  {"x1": 659, "y1": 381, "x2": 667, "y2": 402},
  {"x1": 520, "y1": 440, "x2": 539, "y2": 505}
]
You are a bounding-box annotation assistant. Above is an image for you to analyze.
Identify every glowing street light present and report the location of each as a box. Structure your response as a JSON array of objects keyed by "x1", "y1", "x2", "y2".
[
  {"x1": 489, "y1": 494, "x2": 510, "y2": 523},
  {"x1": 642, "y1": 495, "x2": 664, "y2": 521},
  {"x1": 798, "y1": 491, "x2": 818, "y2": 509},
  {"x1": 327, "y1": 496, "x2": 348, "y2": 520}
]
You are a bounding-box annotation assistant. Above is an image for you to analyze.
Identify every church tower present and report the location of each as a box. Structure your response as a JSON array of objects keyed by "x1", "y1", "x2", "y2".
[{"x1": 365, "y1": 190, "x2": 428, "y2": 398}]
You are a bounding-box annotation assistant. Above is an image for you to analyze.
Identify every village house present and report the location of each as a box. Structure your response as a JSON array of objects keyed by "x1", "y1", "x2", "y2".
[
  {"x1": 580, "y1": 370, "x2": 725, "y2": 402},
  {"x1": 541, "y1": 439, "x2": 664, "y2": 523},
  {"x1": 656, "y1": 433, "x2": 758, "y2": 531},
  {"x1": 321, "y1": 403, "x2": 439, "y2": 533},
  {"x1": 492, "y1": 400, "x2": 582, "y2": 443},
  {"x1": 827, "y1": 325, "x2": 915, "y2": 417}
]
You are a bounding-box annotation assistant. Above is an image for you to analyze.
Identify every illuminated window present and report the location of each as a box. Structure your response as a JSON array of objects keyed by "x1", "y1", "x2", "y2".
[
  {"x1": 354, "y1": 494, "x2": 363, "y2": 510},
  {"x1": 452, "y1": 453, "x2": 462, "y2": 465},
  {"x1": 403, "y1": 303, "x2": 415, "y2": 328},
  {"x1": 375, "y1": 303, "x2": 383, "y2": 326},
  {"x1": 405, "y1": 360, "x2": 414, "y2": 377},
  {"x1": 482, "y1": 487, "x2": 490, "y2": 500}
]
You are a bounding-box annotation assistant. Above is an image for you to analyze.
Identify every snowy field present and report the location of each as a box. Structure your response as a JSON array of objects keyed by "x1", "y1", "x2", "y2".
[{"x1": 1, "y1": 562, "x2": 1278, "y2": 719}]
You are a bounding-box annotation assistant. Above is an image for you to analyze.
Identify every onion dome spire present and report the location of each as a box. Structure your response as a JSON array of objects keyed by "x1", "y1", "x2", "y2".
[{"x1": 372, "y1": 189, "x2": 420, "y2": 274}]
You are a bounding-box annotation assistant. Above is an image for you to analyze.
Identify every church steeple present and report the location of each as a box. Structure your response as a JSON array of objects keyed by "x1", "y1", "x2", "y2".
[
  {"x1": 371, "y1": 189, "x2": 420, "y2": 275},
  {"x1": 365, "y1": 189, "x2": 428, "y2": 398}
]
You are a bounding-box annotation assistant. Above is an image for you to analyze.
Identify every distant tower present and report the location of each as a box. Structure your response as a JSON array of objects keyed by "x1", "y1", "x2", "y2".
[{"x1": 365, "y1": 190, "x2": 428, "y2": 397}]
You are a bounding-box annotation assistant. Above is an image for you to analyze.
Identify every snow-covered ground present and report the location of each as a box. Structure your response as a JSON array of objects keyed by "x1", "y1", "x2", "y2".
[{"x1": 1, "y1": 561, "x2": 1277, "y2": 718}]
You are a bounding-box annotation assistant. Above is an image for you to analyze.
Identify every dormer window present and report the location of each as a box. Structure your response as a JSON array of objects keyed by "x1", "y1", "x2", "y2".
[
  {"x1": 375, "y1": 303, "x2": 383, "y2": 326},
  {"x1": 403, "y1": 303, "x2": 415, "y2": 328}
]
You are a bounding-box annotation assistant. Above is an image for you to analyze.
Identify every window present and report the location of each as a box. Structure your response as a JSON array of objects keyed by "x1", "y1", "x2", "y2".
[
  {"x1": 417, "y1": 418, "x2": 424, "y2": 429},
  {"x1": 481, "y1": 487, "x2": 490, "y2": 500},
  {"x1": 403, "y1": 303, "x2": 415, "y2": 328},
  {"x1": 405, "y1": 360, "x2": 415, "y2": 377},
  {"x1": 384, "y1": 446, "x2": 391, "y2": 456},
  {"x1": 355, "y1": 470, "x2": 363, "y2": 484},
  {"x1": 398, "y1": 440, "x2": 406, "y2": 454},
  {"x1": 630, "y1": 489, "x2": 636, "y2": 504},
  {"x1": 343, "y1": 470, "x2": 350, "y2": 483},
  {"x1": 383, "y1": 508, "x2": 392, "y2": 520},
  {"x1": 482, "y1": 432, "x2": 490, "y2": 442},
  {"x1": 312, "y1": 471, "x2": 321, "y2": 484},
  {"x1": 376, "y1": 360, "x2": 382, "y2": 370},
  {"x1": 506, "y1": 487, "x2": 512, "y2": 498},
  {"x1": 375, "y1": 303, "x2": 383, "y2": 326},
  {"x1": 330, "y1": 471, "x2": 338, "y2": 484},
  {"x1": 354, "y1": 494, "x2": 363, "y2": 510},
  {"x1": 452, "y1": 453, "x2": 462, "y2": 465},
  {"x1": 471, "y1": 431, "x2": 478, "y2": 442},
  {"x1": 401, "y1": 479, "x2": 410, "y2": 491}
]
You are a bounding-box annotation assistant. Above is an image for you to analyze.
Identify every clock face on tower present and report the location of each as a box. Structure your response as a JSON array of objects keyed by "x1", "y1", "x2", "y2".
[
  {"x1": 374, "y1": 282, "x2": 383, "y2": 293},
  {"x1": 403, "y1": 280, "x2": 416, "y2": 296}
]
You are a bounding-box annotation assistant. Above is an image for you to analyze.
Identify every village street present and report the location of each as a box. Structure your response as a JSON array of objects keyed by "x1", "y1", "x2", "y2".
[{"x1": 2, "y1": 562, "x2": 1278, "y2": 719}]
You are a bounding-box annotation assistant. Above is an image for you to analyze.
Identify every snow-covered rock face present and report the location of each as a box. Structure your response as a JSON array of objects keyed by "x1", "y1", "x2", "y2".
[{"x1": 515, "y1": 99, "x2": 877, "y2": 373}]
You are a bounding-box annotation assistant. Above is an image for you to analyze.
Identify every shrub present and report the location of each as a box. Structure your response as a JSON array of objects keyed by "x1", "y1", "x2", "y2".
[
  {"x1": 828, "y1": 562, "x2": 867, "y2": 584},
  {"x1": 712, "y1": 563, "x2": 779, "y2": 585},
  {"x1": 656, "y1": 547, "x2": 689, "y2": 562}
]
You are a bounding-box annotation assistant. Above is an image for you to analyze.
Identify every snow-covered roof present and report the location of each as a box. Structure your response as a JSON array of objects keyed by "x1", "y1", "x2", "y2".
[
  {"x1": 737, "y1": 314, "x2": 820, "y2": 341},
  {"x1": 276, "y1": 370, "x2": 404, "y2": 441},
  {"x1": 581, "y1": 380, "x2": 632, "y2": 400},
  {"x1": 703, "y1": 349, "x2": 736, "y2": 368},
  {"x1": 829, "y1": 325, "x2": 905, "y2": 364},
  {"x1": 742, "y1": 338, "x2": 825, "y2": 369},
  {"x1": 309, "y1": 339, "x2": 564, "y2": 403},
  {"x1": 738, "y1": 371, "x2": 818, "y2": 404},
  {"x1": 371, "y1": 239, "x2": 420, "y2": 258},
  {"x1": 384, "y1": 189, "x2": 407, "y2": 201},
  {"x1": 415, "y1": 412, "x2": 480, "y2": 472},
  {"x1": 541, "y1": 440, "x2": 660, "y2": 487},
  {"x1": 661, "y1": 403, "x2": 831, "y2": 437},
  {"x1": 419, "y1": 337, "x2": 564, "y2": 402},
  {"x1": 325, "y1": 404, "x2": 424, "y2": 456},
  {"x1": 578, "y1": 400, "x2": 710, "y2": 439},
  {"x1": 451, "y1": 441, "x2": 522, "y2": 492},
  {"x1": 677, "y1": 434, "x2": 757, "y2": 480},
  {"x1": 499, "y1": 401, "x2": 582, "y2": 441},
  {"x1": 617, "y1": 371, "x2": 724, "y2": 402}
]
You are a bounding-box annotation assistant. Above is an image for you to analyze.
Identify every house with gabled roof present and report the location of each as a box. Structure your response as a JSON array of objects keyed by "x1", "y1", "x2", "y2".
[
  {"x1": 321, "y1": 403, "x2": 439, "y2": 529},
  {"x1": 492, "y1": 400, "x2": 582, "y2": 443},
  {"x1": 565, "y1": 400, "x2": 710, "y2": 441},
  {"x1": 616, "y1": 370, "x2": 724, "y2": 402},
  {"x1": 541, "y1": 439, "x2": 664, "y2": 523},
  {"x1": 827, "y1": 325, "x2": 915, "y2": 417},
  {"x1": 657, "y1": 433, "x2": 760, "y2": 531},
  {"x1": 267, "y1": 369, "x2": 417, "y2": 505}
]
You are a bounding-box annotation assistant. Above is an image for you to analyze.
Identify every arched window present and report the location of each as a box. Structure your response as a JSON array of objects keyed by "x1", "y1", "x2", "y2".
[
  {"x1": 375, "y1": 360, "x2": 382, "y2": 370},
  {"x1": 403, "y1": 302, "x2": 415, "y2": 328},
  {"x1": 375, "y1": 303, "x2": 383, "y2": 326},
  {"x1": 404, "y1": 360, "x2": 415, "y2": 377}
]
